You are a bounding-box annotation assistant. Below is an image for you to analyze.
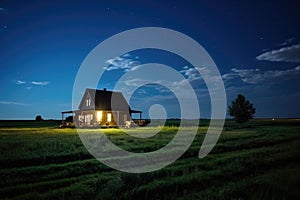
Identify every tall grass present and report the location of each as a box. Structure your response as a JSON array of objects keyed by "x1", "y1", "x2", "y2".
[{"x1": 0, "y1": 119, "x2": 299, "y2": 199}]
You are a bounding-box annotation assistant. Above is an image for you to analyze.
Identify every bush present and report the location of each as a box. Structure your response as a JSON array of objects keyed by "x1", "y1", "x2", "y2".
[{"x1": 35, "y1": 115, "x2": 43, "y2": 121}]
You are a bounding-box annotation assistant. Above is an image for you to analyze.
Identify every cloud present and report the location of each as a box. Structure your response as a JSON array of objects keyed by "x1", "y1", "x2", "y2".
[
  {"x1": 104, "y1": 53, "x2": 141, "y2": 72},
  {"x1": 0, "y1": 101, "x2": 28, "y2": 106},
  {"x1": 31, "y1": 81, "x2": 50, "y2": 86},
  {"x1": 180, "y1": 66, "x2": 201, "y2": 81},
  {"x1": 16, "y1": 80, "x2": 26, "y2": 85},
  {"x1": 223, "y1": 66, "x2": 300, "y2": 84},
  {"x1": 124, "y1": 78, "x2": 162, "y2": 87},
  {"x1": 256, "y1": 44, "x2": 300, "y2": 63},
  {"x1": 279, "y1": 38, "x2": 296, "y2": 46},
  {"x1": 15, "y1": 79, "x2": 50, "y2": 88},
  {"x1": 179, "y1": 66, "x2": 224, "y2": 88}
]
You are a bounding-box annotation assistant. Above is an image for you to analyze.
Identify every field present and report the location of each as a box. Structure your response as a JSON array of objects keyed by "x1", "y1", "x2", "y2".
[{"x1": 0, "y1": 119, "x2": 299, "y2": 199}]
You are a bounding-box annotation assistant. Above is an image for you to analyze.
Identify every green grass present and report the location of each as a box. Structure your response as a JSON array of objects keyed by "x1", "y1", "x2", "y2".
[{"x1": 0, "y1": 119, "x2": 299, "y2": 199}]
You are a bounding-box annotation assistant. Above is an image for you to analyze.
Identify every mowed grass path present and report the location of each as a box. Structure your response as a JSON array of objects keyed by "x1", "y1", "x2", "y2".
[{"x1": 0, "y1": 120, "x2": 299, "y2": 199}]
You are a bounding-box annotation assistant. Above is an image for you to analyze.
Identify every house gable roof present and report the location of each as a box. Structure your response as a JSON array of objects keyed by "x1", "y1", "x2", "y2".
[{"x1": 78, "y1": 88, "x2": 131, "y2": 111}]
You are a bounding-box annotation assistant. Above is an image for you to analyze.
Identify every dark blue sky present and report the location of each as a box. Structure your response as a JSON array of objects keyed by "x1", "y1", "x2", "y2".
[{"x1": 0, "y1": 0, "x2": 299, "y2": 119}]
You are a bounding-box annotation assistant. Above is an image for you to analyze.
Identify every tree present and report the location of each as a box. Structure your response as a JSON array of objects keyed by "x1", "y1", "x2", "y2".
[
  {"x1": 35, "y1": 115, "x2": 43, "y2": 121},
  {"x1": 228, "y1": 94, "x2": 256, "y2": 124}
]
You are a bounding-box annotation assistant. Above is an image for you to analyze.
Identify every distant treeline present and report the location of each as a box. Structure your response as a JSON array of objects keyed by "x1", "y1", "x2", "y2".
[{"x1": 0, "y1": 120, "x2": 60, "y2": 128}]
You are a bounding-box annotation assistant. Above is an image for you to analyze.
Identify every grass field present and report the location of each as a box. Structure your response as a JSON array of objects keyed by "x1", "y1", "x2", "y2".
[{"x1": 0, "y1": 119, "x2": 299, "y2": 199}]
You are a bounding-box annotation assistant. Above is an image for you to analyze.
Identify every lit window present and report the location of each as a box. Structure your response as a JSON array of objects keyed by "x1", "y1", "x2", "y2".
[
  {"x1": 107, "y1": 113, "x2": 112, "y2": 122},
  {"x1": 79, "y1": 115, "x2": 84, "y2": 122},
  {"x1": 86, "y1": 98, "x2": 91, "y2": 107},
  {"x1": 97, "y1": 111, "x2": 103, "y2": 122}
]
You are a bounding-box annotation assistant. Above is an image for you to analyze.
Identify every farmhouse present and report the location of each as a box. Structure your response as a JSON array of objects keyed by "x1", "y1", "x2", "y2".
[{"x1": 62, "y1": 88, "x2": 142, "y2": 127}]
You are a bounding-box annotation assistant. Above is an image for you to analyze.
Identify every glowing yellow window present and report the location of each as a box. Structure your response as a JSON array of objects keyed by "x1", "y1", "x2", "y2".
[
  {"x1": 107, "y1": 113, "x2": 112, "y2": 122},
  {"x1": 97, "y1": 111, "x2": 103, "y2": 122}
]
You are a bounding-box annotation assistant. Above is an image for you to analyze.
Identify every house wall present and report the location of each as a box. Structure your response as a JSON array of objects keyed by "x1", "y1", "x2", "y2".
[{"x1": 79, "y1": 92, "x2": 95, "y2": 110}]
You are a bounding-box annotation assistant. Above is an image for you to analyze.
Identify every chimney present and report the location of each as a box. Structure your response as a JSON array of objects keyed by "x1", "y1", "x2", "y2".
[{"x1": 103, "y1": 88, "x2": 107, "y2": 91}]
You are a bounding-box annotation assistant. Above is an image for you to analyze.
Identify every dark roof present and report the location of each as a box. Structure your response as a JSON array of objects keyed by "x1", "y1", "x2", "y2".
[
  {"x1": 79, "y1": 88, "x2": 134, "y2": 111},
  {"x1": 130, "y1": 109, "x2": 142, "y2": 113}
]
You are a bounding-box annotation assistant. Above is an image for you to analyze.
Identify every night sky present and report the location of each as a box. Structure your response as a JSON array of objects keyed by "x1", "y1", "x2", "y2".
[{"x1": 0, "y1": 0, "x2": 299, "y2": 119}]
